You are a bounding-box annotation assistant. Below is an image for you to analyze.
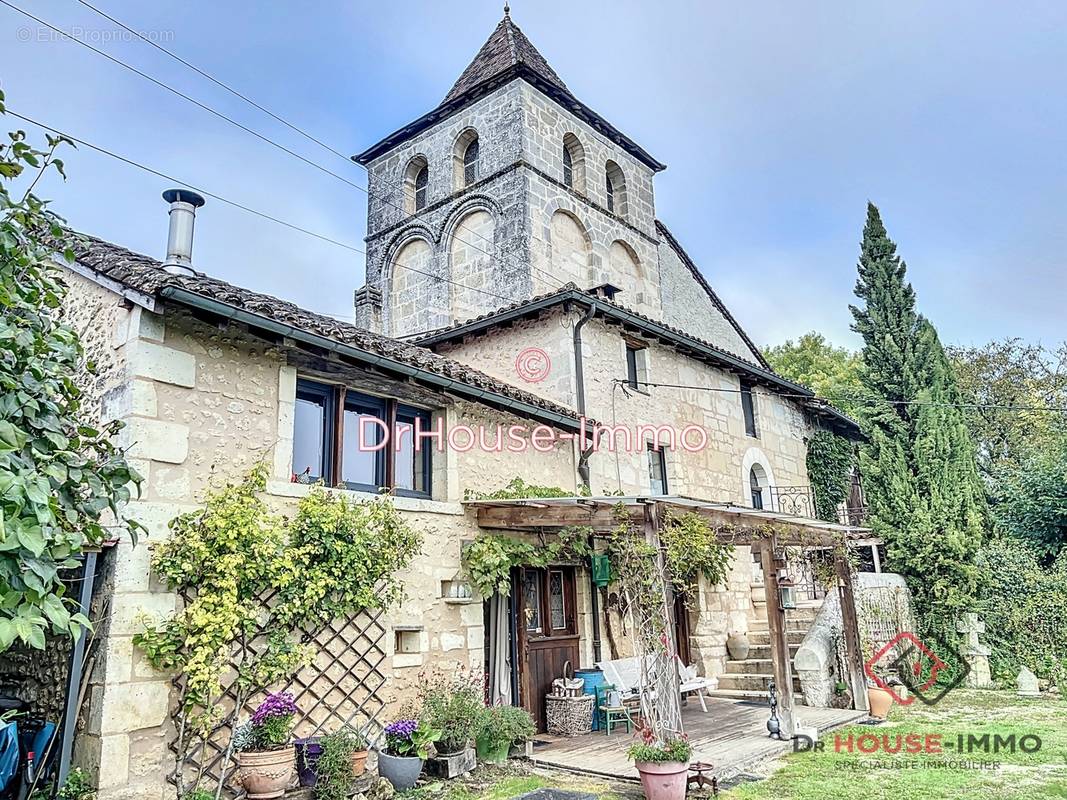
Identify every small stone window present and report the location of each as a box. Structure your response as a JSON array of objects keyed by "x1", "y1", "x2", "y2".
[
  {"x1": 562, "y1": 133, "x2": 585, "y2": 193},
  {"x1": 648, "y1": 443, "x2": 668, "y2": 496},
  {"x1": 750, "y1": 464, "x2": 767, "y2": 509},
  {"x1": 740, "y1": 379, "x2": 759, "y2": 438},
  {"x1": 453, "y1": 128, "x2": 481, "y2": 190},
  {"x1": 394, "y1": 628, "x2": 422, "y2": 655},
  {"x1": 605, "y1": 160, "x2": 627, "y2": 217},
  {"x1": 404, "y1": 156, "x2": 429, "y2": 215},
  {"x1": 414, "y1": 166, "x2": 428, "y2": 211},
  {"x1": 625, "y1": 342, "x2": 648, "y2": 391}
]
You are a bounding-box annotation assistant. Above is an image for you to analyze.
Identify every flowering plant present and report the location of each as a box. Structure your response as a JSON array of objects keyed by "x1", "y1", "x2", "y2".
[
  {"x1": 236, "y1": 691, "x2": 298, "y2": 751},
  {"x1": 383, "y1": 718, "x2": 441, "y2": 759}
]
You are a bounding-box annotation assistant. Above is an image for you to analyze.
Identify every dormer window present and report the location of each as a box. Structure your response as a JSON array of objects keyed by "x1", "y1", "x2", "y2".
[{"x1": 414, "y1": 165, "x2": 428, "y2": 211}]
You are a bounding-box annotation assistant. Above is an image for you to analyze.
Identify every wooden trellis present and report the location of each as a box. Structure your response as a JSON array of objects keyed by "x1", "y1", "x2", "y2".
[{"x1": 169, "y1": 589, "x2": 389, "y2": 796}]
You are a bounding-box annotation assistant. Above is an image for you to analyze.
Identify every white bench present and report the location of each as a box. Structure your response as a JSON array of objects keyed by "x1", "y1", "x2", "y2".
[{"x1": 595, "y1": 656, "x2": 717, "y2": 712}]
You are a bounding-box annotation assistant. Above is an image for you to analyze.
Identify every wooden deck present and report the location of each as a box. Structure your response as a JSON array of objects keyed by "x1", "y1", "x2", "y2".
[{"x1": 531, "y1": 697, "x2": 865, "y2": 781}]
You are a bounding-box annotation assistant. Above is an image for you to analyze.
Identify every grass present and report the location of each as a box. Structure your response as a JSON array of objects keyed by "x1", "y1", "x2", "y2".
[
  {"x1": 722, "y1": 690, "x2": 1067, "y2": 800},
  {"x1": 397, "y1": 762, "x2": 627, "y2": 800}
]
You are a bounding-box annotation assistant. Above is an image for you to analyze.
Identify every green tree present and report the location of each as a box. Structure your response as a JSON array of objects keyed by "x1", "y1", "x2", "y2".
[
  {"x1": 947, "y1": 338, "x2": 1067, "y2": 483},
  {"x1": 765, "y1": 331, "x2": 865, "y2": 419},
  {"x1": 849, "y1": 202, "x2": 984, "y2": 634},
  {"x1": 0, "y1": 96, "x2": 142, "y2": 650},
  {"x1": 992, "y1": 436, "x2": 1067, "y2": 561}
]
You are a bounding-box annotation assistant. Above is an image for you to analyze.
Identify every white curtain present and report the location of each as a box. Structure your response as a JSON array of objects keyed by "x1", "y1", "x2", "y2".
[{"x1": 487, "y1": 594, "x2": 512, "y2": 706}]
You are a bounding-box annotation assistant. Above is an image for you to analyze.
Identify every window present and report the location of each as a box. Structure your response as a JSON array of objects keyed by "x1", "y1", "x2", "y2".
[
  {"x1": 549, "y1": 570, "x2": 566, "y2": 630},
  {"x1": 462, "y1": 138, "x2": 480, "y2": 186},
  {"x1": 292, "y1": 378, "x2": 432, "y2": 498},
  {"x1": 414, "y1": 165, "x2": 428, "y2": 211},
  {"x1": 605, "y1": 160, "x2": 627, "y2": 217},
  {"x1": 562, "y1": 133, "x2": 585, "y2": 192},
  {"x1": 523, "y1": 570, "x2": 543, "y2": 633},
  {"x1": 404, "y1": 156, "x2": 429, "y2": 215},
  {"x1": 625, "y1": 343, "x2": 648, "y2": 390},
  {"x1": 740, "y1": 380, "x2": 758, "y2": 437},
  {"x1": 648, "y1": 443, "x2": 668, "y2": 495},
  {"x1": 750, "y1": 465, "x2": 765, "y2": 509}
]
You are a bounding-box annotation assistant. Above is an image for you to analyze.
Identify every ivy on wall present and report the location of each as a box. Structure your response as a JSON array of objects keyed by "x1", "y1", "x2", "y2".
[{"x1": 806, "y1": 429, "x2": 855, "y2": 522}]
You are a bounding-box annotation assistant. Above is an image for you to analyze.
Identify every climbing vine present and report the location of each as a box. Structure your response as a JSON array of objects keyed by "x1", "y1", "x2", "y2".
[
  {"x1": 135, "y1": 466, "x2": 423, "y2": 739},
  {"x1": 464, "y1": 476, "x2": 590, "y2": 500},
  {"x1": 461, "y1": 526, "x2": 593, "y2": 597},
  {"x1": 661, "y1": 511, "x2": 735, "y2": 603},
  {"x1": 806, "y1": 429, "x2": 855, "y2": 522}
]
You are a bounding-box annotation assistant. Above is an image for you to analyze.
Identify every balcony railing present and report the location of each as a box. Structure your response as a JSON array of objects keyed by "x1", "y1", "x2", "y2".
[{"x1": 765, "y1": 485, "x2": 868, "y2": 527}]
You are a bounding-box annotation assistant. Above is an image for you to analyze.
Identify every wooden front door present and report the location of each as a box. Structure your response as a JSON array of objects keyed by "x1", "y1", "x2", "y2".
[{"x1": 516, "y1": 566, "x2": 580, "y2": 732}]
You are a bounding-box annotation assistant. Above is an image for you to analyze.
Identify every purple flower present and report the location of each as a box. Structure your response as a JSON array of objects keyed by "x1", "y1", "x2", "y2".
[
  {"x1": 251, "y1": 691, "x2": 298, "y2": 726},
  {"x1": 385, "y1": 719, "x2": 417, "y2": 740}
]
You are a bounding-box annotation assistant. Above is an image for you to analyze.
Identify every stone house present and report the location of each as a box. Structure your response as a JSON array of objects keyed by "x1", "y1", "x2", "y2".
[{"x1": 52, "y1": 11, "x2": 863, "y2": 798}]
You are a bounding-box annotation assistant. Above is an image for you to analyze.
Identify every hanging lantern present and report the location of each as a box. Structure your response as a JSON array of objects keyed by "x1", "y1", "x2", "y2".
[
  {"x1": 778, "y1": 574, "x2": 797, "y2": 610},
  {"x1": 591, "y1": 554, "x2": 612, "y2": 588}
]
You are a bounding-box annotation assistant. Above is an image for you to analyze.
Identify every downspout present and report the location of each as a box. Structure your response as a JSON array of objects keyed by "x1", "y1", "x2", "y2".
[{"x1": 573, "y1": 301, "x2": 603, "y2": 663}]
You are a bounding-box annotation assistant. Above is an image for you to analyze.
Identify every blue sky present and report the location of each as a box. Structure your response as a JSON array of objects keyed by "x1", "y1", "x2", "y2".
[{"x1": 2, "y1": 0, "x2": 1065, "y2": 350}]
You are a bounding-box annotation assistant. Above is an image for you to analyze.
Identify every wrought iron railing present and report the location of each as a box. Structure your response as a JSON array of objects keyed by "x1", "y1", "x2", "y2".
[{"x1": 765, "y1": 485, "x2": 867, "y2": 526}]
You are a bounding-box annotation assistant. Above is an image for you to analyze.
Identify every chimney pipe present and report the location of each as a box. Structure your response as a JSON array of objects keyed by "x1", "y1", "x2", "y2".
[{"x1": 161, "y1": 188, "x2": 206, "y2": 275}]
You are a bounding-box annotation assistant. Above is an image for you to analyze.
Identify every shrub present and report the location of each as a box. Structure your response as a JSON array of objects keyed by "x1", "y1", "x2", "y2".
[
  {"x1": 477, "y1": 705, "x2": 535, "y2": 748},
  {"x1": 417, "y1": 669, "x2": 483, "y2": 754},
  {"x1": 314, "y1": 728, "x2": 366, "y2": 800}
]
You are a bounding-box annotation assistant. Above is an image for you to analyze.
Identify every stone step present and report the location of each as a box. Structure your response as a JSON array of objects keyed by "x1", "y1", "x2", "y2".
[
  {"x1": 747, "y1": 620, "x2": 814, "y2": 634},
  {"x1": 747, "y1": 630, "x2": 807, "y2": 646},
  {"x1": 725, "y1": 658, "x2": 773, "y2": 674},
  {"x1": 716, "y1": 673, "x2": 803, "y2": 693},
  {"x1": 747, "y1": 644, "x2": 801, "y2": 660}
]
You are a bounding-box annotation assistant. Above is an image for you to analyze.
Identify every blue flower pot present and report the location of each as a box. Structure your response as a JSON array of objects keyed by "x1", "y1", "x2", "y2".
[{"x1": 377, "y1": 751, "x2": 424, "y2": 790}]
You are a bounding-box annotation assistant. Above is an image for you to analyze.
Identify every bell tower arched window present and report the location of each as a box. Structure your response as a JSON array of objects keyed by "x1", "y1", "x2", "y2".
[
  {"x1": 563, "y1": 146, "x2": 573, "y2": 187},
  {"x1": 561, "y1": 133, "x2": 585, "y2": 193},
  {"x1": 414, "y1": 166, "x2": 428, "y2": 211},
  {"x1": 404, "y1": 156, "x2": 429, "y2": 215},
  {"x1": 463, "y1": 137, "x2": 480, "y2": 185},
  {"x1": 605, "y1": 160, "x2": 627, "y2": 218}
]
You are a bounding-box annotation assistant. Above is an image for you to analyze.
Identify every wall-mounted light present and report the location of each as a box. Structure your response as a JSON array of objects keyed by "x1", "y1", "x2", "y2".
[{"x1": 778, "y1": 574, "x2": 797, "y2": 610}]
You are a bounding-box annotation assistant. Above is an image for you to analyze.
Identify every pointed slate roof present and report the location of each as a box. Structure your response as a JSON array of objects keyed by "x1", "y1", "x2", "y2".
[
  {"x1": 442, "y1": 12, "x2": 569, "y2": 103},
  {"x1": 353, "y1": 13, "x2": 664, "y2": 171}
]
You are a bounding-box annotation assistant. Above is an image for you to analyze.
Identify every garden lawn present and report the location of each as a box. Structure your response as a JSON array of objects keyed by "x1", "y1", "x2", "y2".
[{"x1": 723, "y1": 690, "x2": 1067, "y2": 800}]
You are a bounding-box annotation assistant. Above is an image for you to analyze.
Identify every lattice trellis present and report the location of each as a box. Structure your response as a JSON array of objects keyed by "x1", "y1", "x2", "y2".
[{"x1": 169, "y1": 589, "x2": 388, "y2": 796}]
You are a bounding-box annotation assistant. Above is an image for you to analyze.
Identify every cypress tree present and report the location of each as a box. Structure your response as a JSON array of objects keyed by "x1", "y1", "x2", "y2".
[{"x1": 850, "y1": 203, "x2": 984, "y2": 636}]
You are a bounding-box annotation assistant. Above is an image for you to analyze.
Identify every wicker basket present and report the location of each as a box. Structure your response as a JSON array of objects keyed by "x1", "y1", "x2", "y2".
[{"x1": 545, "y1": 693, "x2": 594, "y2": 737}]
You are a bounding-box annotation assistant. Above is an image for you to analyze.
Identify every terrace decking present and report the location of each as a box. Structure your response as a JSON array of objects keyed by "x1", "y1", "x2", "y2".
[{"x1": 531, "y1": 696, "x2": 865, "y2": 782}]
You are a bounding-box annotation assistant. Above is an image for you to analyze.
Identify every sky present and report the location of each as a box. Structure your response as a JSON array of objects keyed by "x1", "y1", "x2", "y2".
[{"x1": 2, "y1": 0, "x2": 1065, "y2": 351}]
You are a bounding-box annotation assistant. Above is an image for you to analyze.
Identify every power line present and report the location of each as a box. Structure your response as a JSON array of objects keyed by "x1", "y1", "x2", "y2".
[
  {"x1": 25, "y1": 0, "x2": 567, "y2": 293},
  {"x1": 615, "y1": 379, "x2": 1067, "y2": 414},
  {"x1": 6, "y1": 110, "x2": 523, "y2": 308}
]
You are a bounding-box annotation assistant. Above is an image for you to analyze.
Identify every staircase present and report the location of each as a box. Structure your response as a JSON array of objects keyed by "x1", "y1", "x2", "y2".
[{"x1": 705, "y1": 587, "x2": 820, "y2": 703}]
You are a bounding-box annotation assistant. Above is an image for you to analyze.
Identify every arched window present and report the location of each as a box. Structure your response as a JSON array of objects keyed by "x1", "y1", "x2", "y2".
[
  {"x1": 750, "y1": 465, "x2": 767, "y2": 510},
  {"x1": 414, "y1": 165, "x2": 428, "y2": 211},
  {"x1": 463, "y1": 138, "x2": 480, "y2": 186},
  {"x1": 561, "y1": 133, "x2": 585, "y2": 193},
  {"x1": 605, "y1": 160, "x2": 627, "y2": 217},
  {"x1": 403, "y1": 156, "x2": 429, "y2": 215}
]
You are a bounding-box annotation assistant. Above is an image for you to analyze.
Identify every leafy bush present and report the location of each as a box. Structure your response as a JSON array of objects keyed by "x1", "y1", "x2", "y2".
[
  {"x1": 56, "y1": 768, "x2": 95, "y2": 800},
  {"x1": 627, "y1": 736, "x2": 692, "y2": 764},
  {"x1": 314, "y1": 728, "x2": 366, "y2": 800},
  {"x1": 976, "y1": 537, "x2": 1067, "y2": 684},
  {"x1": 418, "y1": 668, "x2": 483, "y2": 754},
  {"x1": 476, "y1": 705, "x2": 535, "y2": 748}
]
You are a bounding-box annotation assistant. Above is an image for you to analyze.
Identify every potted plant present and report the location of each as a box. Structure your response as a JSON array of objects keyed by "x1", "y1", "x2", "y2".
[
  {"x1": 311, "y1": 727, "x2": 368, "y2": 800},
  {"x1": 628, "y1": 734, "x2": 692, "y2": 800},
  {"x1": 377, "y1": 718, "x2": 440, "y2": 791},
  {"x1": 475, "y1": 705, "x2": 535, "y2": 764},
  {"x1": 866, "y1": 674, "x2": 894, "y2": 719},
  {"x1": 233, "y1": 691, "x2": 299, "y2": 800},
  {"x1": 419, "y1": 670, "x2": 482, "y2": 778}
]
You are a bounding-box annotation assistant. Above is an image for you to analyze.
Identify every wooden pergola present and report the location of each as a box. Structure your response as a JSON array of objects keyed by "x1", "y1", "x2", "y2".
[{"x1": 466, "y1": 494, "x2": 872, "y2": 738}]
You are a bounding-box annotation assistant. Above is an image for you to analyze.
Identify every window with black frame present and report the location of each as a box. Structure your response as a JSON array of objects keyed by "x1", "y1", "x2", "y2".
[
  {"x1": 648, "y1": 443, "x2": 668, "y2": 496},
  {"x1": 292, "y1": 378, "x2": 432, "y2": 498},
  {"x1": 740, "y1": 379, "x2": 758, "y2": 437}
]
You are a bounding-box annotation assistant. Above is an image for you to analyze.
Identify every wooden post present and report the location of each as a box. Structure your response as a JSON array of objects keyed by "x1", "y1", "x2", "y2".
[
  {"x1": 836, "y1": 549, "x2": 869, "y2": 712},
  {"x1": 758, "y1": 537, "x2": 794, "y2": 738}
]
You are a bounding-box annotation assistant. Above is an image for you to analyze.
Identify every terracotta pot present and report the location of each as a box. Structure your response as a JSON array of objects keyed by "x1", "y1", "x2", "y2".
[
  {"x1": 351, "y1": 749, "x2": 368, "y2": 778},
  {"x1": 867, "y1": 686, "x2": 894, "y2": 719},
  {"x1": 236, "y1": 746, "x2": 296, "y2": 800},
  {"x1": 635, "y1": 761, "x2": 689, "y2": 800},
  {"x1": 726, "y1": 633, "x2": 750, "y2": 661}
]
